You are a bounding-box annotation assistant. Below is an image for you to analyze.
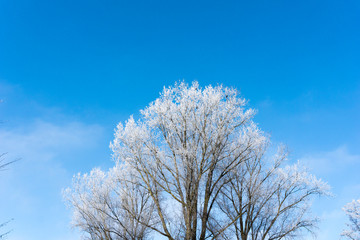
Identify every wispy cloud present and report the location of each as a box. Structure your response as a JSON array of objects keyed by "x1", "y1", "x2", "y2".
[
  {"x1": 0, "y1": 117, "x2": 105, "y2": 240},
  {"x1": 299, "y1": 145, "x2": 360, "y2": 176},
  {"x1": 299, "y1": 146, "x2": 360, "y2": 240}
]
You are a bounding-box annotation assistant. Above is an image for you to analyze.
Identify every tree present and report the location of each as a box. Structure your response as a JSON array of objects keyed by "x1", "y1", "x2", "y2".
[
  {"x1": 0, "y1": 220, "x2": 12, "y2": 240},
  {"x1": 64, "y1": 164, "x2": 156, "y2": 240},
  {"x1": 0, "y1": 153, "x2": 16, "y2": 239},
  {"x1": 0, "y1": 153, "x2": 16, "y2": 170},
  {"x1": 342, "y1": 199, "x2": 360, "y2": 240},
  {"x1": 66, "y1": 82, "x2": 329, "y2": 240},
  {"x1": 217, "y1": 146, "x2": 329, "y2": 240}
]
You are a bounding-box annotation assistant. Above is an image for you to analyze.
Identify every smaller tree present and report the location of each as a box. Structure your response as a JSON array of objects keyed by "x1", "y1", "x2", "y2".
[
  {"x1": 342, "y1": 199, "x2": 360, "y2": 240},
  {"x1": 63, "y1": 164, "x2": 156, "y2": 240}
]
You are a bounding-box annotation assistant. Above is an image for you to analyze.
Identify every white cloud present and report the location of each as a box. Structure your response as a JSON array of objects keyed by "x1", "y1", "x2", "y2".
[
  {"x1": 299, "y1": 145, "x2": 360, "y2": 176},
  {"x1": 298, "y1": 146, "x2": 360, "y2": 240},
  {"x1": 0, "y1": 120, "x2": 105, "y2": 240},
  {"x1": 0, "y1": 120, "x2": 103, "y2": 158}
]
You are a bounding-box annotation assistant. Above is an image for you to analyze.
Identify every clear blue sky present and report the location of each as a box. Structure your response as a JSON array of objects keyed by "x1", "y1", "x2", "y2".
[{"x1": 0, "y1": 0, "x2": 359, "y2": 239}]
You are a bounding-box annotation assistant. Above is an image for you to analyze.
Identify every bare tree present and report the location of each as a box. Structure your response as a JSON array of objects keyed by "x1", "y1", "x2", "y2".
[
  {"x1": 0, "y1": 153, "x2": 16, "y2": 239},
  {"x1": 342, "y1": 199, "x2": 360, "y2": 240},
  {"x1": 0, "y1": 153, "x2": 17, "y2": 170},
  {"x1": 66, "y1": 82, "x2": 329, "y2": 240}
]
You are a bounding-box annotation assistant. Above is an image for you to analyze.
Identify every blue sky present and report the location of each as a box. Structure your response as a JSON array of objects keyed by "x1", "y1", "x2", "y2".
[{"x1": 0, "y1": 0, "x2": 359, "y2": 239}]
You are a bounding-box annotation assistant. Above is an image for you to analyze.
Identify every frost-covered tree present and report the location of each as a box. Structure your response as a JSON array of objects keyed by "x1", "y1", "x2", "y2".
[
  {"x1": 110, "y1": 81, "x2": 265, "y2": 240},
  {"x1": 64, "y1": 164, "x2": 156, "y2": 240},
  {"x1": 342, "y1": 199, "x2": 360, "y2": 240},
  {"x1": 66, "y1": 81, "x2": 329, "y2": 240},
  {"x1": 217, "y1": 146, "x2": 330, "y2": 240}
]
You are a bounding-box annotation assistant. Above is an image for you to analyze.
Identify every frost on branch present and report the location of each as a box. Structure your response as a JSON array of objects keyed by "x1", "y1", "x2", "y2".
[
  {"x1": 110, "y1": 82, "x2": 266, "y2": 239},
  {"x1": 342, "y1": 199, "x2": 360, "y2": 240},
  {"x1": 66, "y1": 81, "x2": 329, "y2": 240},
  {"x1": 217, "y1": 145, "x2": 330, "y2": 240},
  {"x1": 63, "y1": 164, "x2": 155, "y2": 240}
]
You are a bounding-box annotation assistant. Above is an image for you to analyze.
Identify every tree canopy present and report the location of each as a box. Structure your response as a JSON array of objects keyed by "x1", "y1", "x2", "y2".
[
  {"x1": 64, "y1": 82, "x2": 330, "y2": 240},
  {"x1": 342, "y1": 199, "x2": 360, "y2": 240}
]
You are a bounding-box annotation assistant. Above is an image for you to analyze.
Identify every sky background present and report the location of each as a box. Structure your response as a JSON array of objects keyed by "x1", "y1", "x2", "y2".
[{"x1": 0, "y1": 0, "x2": 359, "y2": 239}]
